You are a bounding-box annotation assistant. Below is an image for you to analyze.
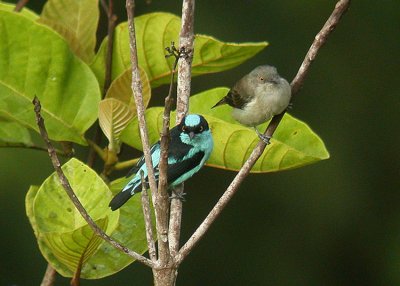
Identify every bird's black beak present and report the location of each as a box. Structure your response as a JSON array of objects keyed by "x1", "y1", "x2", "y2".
[{"x1": 189, "y1": 131, "x2": 195, "y2": 139}]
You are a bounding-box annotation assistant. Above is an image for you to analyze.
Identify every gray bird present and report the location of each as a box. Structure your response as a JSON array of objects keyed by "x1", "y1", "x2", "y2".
[{"x1": 212, "y1": 65, "x2": 291, "y2": 144}]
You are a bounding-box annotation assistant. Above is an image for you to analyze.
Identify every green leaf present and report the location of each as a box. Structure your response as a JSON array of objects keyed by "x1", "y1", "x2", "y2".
[
  {"x1": 27, "y1": 158, "x2": 120, "y2": 278},
  {"x1": 0, "y1": 10, "x2": 101, "y2": 145},
  {"x1": 91, "y1": 12, "x2": 267, "y2": 88},
  {"x1": 82, "y1": 177, "x2": 152, "y2": 278},
  {"x1": 26, "y1": 158, "x2": 151, "y2": 278},
  {"x1": 0, "y1": 120, "x2": 33, "y2": 146},
  {"x1": 0, "y1": 2, "x2": 39, "y2": 20},
  {"x1": 120, "y1": 88, "x2": 329, "y2": 173},
  {"x1": 98, "y1": 98, "x2": 133, "y2": 153},
  {"x1": 38, "y1": 0, "x2": 99, "y2": 63},
  {"x1": 105, "y1": 67, "x2": 151, "y2": 113}
]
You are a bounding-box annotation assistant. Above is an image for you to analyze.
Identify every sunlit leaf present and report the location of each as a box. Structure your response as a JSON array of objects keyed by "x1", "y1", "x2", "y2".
[
  {"x1": 27, "y1": 158, "x2": 119, "y2": 278},
  {"x1": 91, "y1": 12, "x2": 267, "y2": 88},
  {"x1": 0, "y1": 120, "x2": 33, "y2": 146},
  {"x1": 82, "y1": 177, "x2": 153, "y2": 278},
  {"x1": 0, "y1": 2, "x2": 39, "y2": 20},
  {"x1": 120, "y1": 88, "x2": 329, "y2": 173},
  {"x1": 0, "y1": 10, "x2": 100, "y2": 145},
  {"x1": 105, "y1": 67, "x2": 151, "y2": 113},
  {"x1": 39, "y1": 0, "x2": 99, "y2": 63},
  {"x1": 99, "y1": 98, "x2": 133, "y2": 153}
]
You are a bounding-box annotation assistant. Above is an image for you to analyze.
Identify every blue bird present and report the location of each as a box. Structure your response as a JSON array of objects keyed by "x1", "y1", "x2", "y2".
[{"x1": 109, "y1": 114, "x2": 214, "y2": 211}]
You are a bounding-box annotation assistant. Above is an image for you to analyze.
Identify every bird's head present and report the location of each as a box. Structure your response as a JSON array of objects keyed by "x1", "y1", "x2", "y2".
[
  {"x1": 248, "y1": 65, "x2": 281, "y2": 85},
  {"x1": 179, "y1": 114, "x2": 210, "y2": 144}
]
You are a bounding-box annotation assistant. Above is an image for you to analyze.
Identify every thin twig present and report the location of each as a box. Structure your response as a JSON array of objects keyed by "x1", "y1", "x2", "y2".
[
  {"x1": 87, "y1": 0, "x2": 117, "y2": 167},
  {"x1": 40, "y1": 264, "x2": 56, "y2": 286},
  {"x1": 125, "y1": 0, "x2": 164, "y2": 268},
  {"x1": 176, "y1": 0, "x2": 351, "y2": 265},
  {"x1": 141, "y1": 171, "x2": 157, "y2": 262},
  {"x1": 155, "y1": 44, "x2": 182, "y2": 265},
  {"x1": 32, "y1": 96, "x2": 154, "y2": 268},
  {"x1": 14, "y1": 0, "x2": 29, "y2": 12}
]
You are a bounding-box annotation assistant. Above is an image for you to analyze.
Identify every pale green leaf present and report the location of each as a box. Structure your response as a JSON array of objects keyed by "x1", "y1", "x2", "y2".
[
  {"x1": 82, "y1": 177, "x2": 152, "y2": 278},
  {"x1": 0, "y1": 10, "x2": 100, "y2": 145},
  {"x1": 91, "y1": 12, "x2": 267, "y2": 88},
  {"x1": 0, "y1": 2, "x2": 39, "y2": 20},
  {"x1": 120, "y1": 88, "x2": 329, "y2": 173},
  {"x1": 98, "y1": 98, "x2": 133, "y2": 153},
  {"x1": 28, "y1": 158, "x2": 119, "y2": 278},
  {"x1": 105, "y1": 67, "x2": 151, "y2": 113},
  {"x1": 38, "y1": 0, "x2": 99, "y2": 63},
  {"x1": 0, "y1": 120, "x2": 33, "y2": 145}
]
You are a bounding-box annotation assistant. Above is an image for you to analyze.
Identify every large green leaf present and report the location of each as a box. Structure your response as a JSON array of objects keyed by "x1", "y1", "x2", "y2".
[
  {"x1": 26, "y1": 158, "x2": 119, "y2": 278},
  {"x1": 0, "y1": 2, "x2": 39, "y2": 20},
  {"x1": 120, "y1": 88, "x2": 329, "y2": 173},
  {"x1": 0, "y1": 10, "x2": 100, "y2": 145},
  {"x1": 0, "y1": 120, "x2": 33, "y2": 146},
  {"x1": 26, "y1": 158, "x2": 151, "y2": 278},
  {"x1": 91, "y1": 12, "x2": 267, "y2": 88},
  {"x1": 38, "y1": 0, "x2": 99, "y2": 63}
]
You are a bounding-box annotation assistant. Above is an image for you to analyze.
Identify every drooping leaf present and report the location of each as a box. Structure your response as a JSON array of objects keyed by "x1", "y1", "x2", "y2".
[
  {"x1": 98, "y1": 98, "x2": 133, "y2": 153},
  {"x1": 105, "y1": 66, "x2": 151, "y2": 113},
  {"x1": 0, "y1": 120, "x2": 33, "y2": 146},
  {"x1": 0, "y1": 2, "x2": 39, "y2": 20},
  {"x1": 38, "y1": 0, "x2": 99, "y2": 63},
  {"x1": 27, "y1": 158, "x2": 119, "y2": 278},
  {"x1": 0, "y1": 10, "x2": 100, "y2": 145},
  {"x1": 26, "y1": 158, "x2": 151, "y2": 278},
  {"x1": 91, "y1": 12, "x2": 267, "y2": 88},
  {"x1": 120, "y1": 88, "x2": 329, "y2": 173}
]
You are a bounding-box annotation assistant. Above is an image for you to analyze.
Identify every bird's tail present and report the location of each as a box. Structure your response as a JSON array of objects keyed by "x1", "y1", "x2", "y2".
[
  {"x1": 211, "y1": 97, "x2": 227, "y2": 109},
  {"x1": 109, "y1": 178, "x2": 142, "y2": 211}
]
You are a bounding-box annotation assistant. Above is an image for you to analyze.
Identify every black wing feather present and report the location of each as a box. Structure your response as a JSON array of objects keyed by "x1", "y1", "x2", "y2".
[{"x1": 167, "y1": 151, "x2": 205, "y2": 184}]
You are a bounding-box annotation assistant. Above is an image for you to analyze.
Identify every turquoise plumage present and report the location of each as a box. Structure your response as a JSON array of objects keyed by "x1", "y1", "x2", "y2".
[{"x1": 109, "y1": 114, "x2": 213, "y2": 210}]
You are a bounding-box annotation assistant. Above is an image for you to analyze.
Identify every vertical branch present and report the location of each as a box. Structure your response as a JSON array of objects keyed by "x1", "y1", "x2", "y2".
[
  {"x1": 176, "y1": 0, "x2": 351, "y2": 265},
  {"x1": 87, "y1": 0, "x2": 117, "y2": 167},
  {"x1": 125, "y1": 0, "x2": 158, "y2": 207},
  {"x1": 14, "y1": 0, "x2": 29, "y2": 12},
  {"x1": 141, "y1": 171, "x2": 157, "y2": 262},
  {"x1": 125, "y1": 0, "x2": 172, "y2": 269},
  {"x1": 40, "y1": 264, "x2": 56, "y2": 286},
  {"x1": 176, "y1": 0, "x2": 195, "y2": 121},
  {"x1": 169, "y1": 0, "x2": 196, "y2": 258}
]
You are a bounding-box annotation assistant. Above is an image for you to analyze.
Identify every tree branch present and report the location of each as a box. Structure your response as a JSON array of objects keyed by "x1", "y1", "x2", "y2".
[
  {"x1": 40, "y1": 264, "x2": 56, "y2": 286},
  {"x1": 32, "y1": 96, "x2": 154, "y2": 268},
  {"x1": 176, "y1": 0, "x2": 351, "y2": 265},
  {"x1": 14, "y1": 0, "x2": 29, "y2": 12},
  {"x1": 87, "y1": 0, "x2": 117, "y2": 167},
  {"x1": 167, "y1": 0, "x2": 196, "y2": 259},
  {"x1": 141, "y1": 171, "x2": 157, "y2": 262}
]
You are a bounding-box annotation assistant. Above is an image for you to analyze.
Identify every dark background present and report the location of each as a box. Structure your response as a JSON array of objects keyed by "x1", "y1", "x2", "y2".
[{"x1": 1, "y1": 0, "x2": 399, "y2": 285}]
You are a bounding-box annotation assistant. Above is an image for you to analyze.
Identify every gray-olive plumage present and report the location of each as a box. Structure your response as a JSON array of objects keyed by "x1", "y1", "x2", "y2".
[{"x1": 212, "y1": 65, "x2": 291, "y2": 143}]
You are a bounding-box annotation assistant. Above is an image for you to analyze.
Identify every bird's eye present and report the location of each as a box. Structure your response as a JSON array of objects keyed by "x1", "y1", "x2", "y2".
[
  {"x1": 259, "y1": 76, "x2": 264, "y2": 81},
  {"x1": 182, "y1": 126, "x2": 187, "y2": 132}
]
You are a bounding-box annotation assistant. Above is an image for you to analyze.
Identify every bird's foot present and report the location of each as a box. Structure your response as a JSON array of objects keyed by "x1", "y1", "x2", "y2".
[
  {"x1": 169, "y1": 190, "x2": 187, "y2": 202},
  {"x1": 255, "y1": 128, "x2": 271, "y2": 145},
  {"x1": 287, "y1": 102, "x2": 294, "y2": 110}
]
